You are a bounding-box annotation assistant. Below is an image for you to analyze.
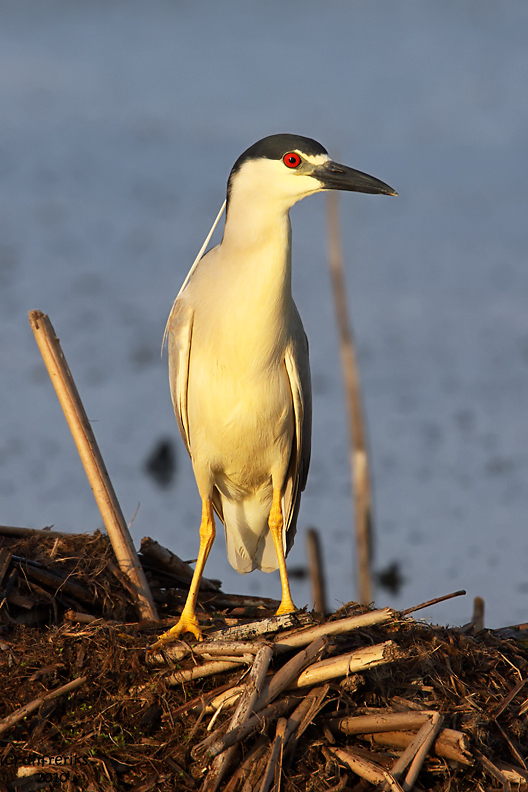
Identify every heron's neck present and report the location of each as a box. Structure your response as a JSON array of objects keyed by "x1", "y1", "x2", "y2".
[
  {"x1": 214, "y1": 194, "x2": 294, "y2": 360},
  {"x1": 221, "y1": 193, "x2": 293, "y2": 300}
]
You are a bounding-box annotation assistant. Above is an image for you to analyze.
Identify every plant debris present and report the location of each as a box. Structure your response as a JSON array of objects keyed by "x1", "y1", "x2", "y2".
[{"x1": 1, "y1": 527, "x2": 528, "y2": 791}]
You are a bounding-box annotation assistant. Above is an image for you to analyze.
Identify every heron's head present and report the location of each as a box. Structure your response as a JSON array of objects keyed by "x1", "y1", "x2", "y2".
[{"x1": 226, "y1": 133, "x2": 397, "y2": 215}]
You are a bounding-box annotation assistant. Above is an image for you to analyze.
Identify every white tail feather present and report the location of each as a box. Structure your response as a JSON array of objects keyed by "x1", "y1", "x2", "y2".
[{"x1": 221, "y1": 495, "x2": 283, "y2": 574}]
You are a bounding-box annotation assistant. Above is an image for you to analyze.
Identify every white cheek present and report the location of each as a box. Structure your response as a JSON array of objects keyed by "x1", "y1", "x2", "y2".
[{"x1": 282, "y1": 172, "x2": 323, "y2": 198}]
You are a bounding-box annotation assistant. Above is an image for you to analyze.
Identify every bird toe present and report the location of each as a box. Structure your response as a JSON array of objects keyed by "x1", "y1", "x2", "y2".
[{"x1": 151, "y1": 612, "x2": 203, "y2": 649}]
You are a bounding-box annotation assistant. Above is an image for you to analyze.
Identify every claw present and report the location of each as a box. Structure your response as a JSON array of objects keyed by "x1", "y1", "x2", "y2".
[
  {"x1": 150, "y1": 611, "x2": 203, "y2": 651},
  {"x1": 165, "y1": 611, "x2": 203, "y2": 642}
]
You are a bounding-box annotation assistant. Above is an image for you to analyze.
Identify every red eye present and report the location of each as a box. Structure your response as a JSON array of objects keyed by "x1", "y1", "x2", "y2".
[{"x1": 283, "y1": 152, "x2": 301, "y2": 168}]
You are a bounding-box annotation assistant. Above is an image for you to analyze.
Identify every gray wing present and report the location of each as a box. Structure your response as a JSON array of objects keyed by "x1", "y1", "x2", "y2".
[
  {"x1": 167, "y1": 299, "x2": 194, "y2": 457},
  {"x1": 283, "y1": 305, "x2": 312, "y2": 554},
  {"x1": 166, "y1": 297, "x2": 226, "y2": 523}
]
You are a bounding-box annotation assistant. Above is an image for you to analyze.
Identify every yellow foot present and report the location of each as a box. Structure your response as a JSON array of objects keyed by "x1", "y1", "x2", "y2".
[
  {"x1": 150, "y1": 611, "x2": 203, "y2": 650},
  {"x1": 276, "y1": 598, "x2": 296, "y2": 616}
]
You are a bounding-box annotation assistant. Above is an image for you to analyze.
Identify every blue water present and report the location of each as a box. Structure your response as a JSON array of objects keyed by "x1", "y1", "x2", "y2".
[{"x1": 1, "y1": 1, "x2": 528, "y2": 628}]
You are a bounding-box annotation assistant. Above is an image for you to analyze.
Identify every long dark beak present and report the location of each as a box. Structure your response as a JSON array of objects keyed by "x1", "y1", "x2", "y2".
[{"x1": 314, "y1": 160, "x2": 397, "y2": 196}]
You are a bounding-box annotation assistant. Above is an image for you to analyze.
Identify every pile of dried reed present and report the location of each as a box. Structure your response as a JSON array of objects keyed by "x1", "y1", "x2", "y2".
[{"x1": 1, "y1": 527, "x2": 527, "y2": 792}]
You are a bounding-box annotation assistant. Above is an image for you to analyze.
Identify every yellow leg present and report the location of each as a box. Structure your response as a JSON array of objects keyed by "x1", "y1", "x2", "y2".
[
  {"x1": 269, "y1": 487, "x2": 296, "y2": 616},
  {"x1": 154, "y1": 498, "x2": 215, "y2": 645}
]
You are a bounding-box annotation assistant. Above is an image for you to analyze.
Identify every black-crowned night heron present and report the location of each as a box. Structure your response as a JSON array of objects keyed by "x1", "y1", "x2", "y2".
[{"x1": 161, "y1": 134, "x2": 396, "y2": 642}]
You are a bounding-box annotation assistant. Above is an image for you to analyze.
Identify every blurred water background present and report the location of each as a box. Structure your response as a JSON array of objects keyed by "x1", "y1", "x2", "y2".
[{"x1": 1, "y1": 1, "x2": 528, "y2": 628}]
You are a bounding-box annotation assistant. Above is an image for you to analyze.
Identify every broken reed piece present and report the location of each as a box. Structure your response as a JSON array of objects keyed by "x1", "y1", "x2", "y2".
[
  {"x1": 202, "y1": 645, "x2": 274, "y2": 792},
  {"x1": 223, "y1": 737, "x2": 269, "y2": 792},
  {"x1": 281, "y1": 685, "x2": 331, "y2": 764},
  {"x1": 291, "y1": 640, "x2": 397, "y2": 688},
  {"x1": 259, "y1": 716, "x2": 287, "y2": 792},
  {"x1": 28, "y1": 310, "x2": 158, "y2": 622},
  {"x1": 382, "y1": 716, "x2": 438, "y2": 790},
  {"x1": 203, "y1": 696, "x2": 300, "y2": 759},
  {"x1": 401, "y1": 589, "x2": 466, "y2": 616},
  {"x1": 370, "y1": 728, "x2": 472, "y2": 765},
  {"x1": 492, "y1": 676, "x2": 527, "y2": 718},
  {"x1": 306, "y1": 527, "x2": 327, "y2": 613},
  {"x1": 273, "y1": 607, "x2": 395, "y2": 653},
  {"x1": 329, "y1": 710, "x2": 437, "y2": 735},
  {"x1": 12, "y1": 555, "x2": 95, "y2": 606},
  {"x1": 140, "y1": 537, "x2": 221, "y2": 592},
  {"x1": 64, "y1": 610, "x2": 98, "y2": 624},
  {"x1": 475, "y1": 751, "x2": 514, "y2": 790},
  {"x1": 206, "y1": 638, "x2": 326, "y2": 759},
  {"x1": 171, "y1": 640, "x2": 262, "y2": 662},
  {"x1": 205, "y1": 611, "x2": 314, "y2": 642},
  {"x1": 258, "y1": 635, "x2": 327, "y2": 707},
  {"x1": 166, "y1": 656, "x2": 255, "y2": 685},
  {"x1": 496, "y1": 763, "x2": 528, "y2": 788},
  {"x1": 400, "y1": 712, "x2": 444, "y2": 791},
  {"x1": 328, "y1": 711, "x2": 472, "y2": 766},
  {"x1": 284, "y1": 686, "x2": 329, "y2": 746},
  {"x1": 0, "y1": 676, "x2": 87, "y2": 737},
  {"x1": 327, "y1": 746, "x2": 403, "y2": 791},
  {"x1": 0, "y1": 525, "x2": 76, "y2": 539}
]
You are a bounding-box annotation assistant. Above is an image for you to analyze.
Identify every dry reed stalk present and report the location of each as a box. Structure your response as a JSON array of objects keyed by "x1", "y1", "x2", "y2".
[
  {"x1": 223, "y1": 737, "x2": 269, "y2": 792},
  {"x1": 291, "y1": 640, "x2": 396, "y2": 688},
  {"x1": 273, "y1": 607, "x2": 394, "y2": 652},
  {"x1": 0, "y1": 549, "x2": 11, "y2": 589},
  {"x1": 329, "y1": 710, "x2": 436, "y2": 735},
  {"x1": 259, "y1": 717, "x2": 287, "y2": 792},
  {"x1": 382, "y1": 719, "x2": 435, "y2": 790},
  {"x1": 15, "y1": 558, "x2": 94, "y2": 605},
  {"x1": 28, "y1": 310, "x2": 158, "y2": 622},
  {"x1": 140, "y1": 537, "x2": 220, "y2": 591},
  {"x1": 205, "y1": 611, "x2": 312, "y2": 642},
  {"x1": 0, "y1": 525, "x2": 76, "y2": 539},
  {"x1": 190, "y1": 639, "x2": 326, "y2": 720},
  {"x1": 147, "y1": 639, "x2": 263, "y2": 665},
  {"x1": 493, "y1": 677, "x2": 527, "y2": 718},
  {"x1": 284, "y1": 685, "x2": 330, "y2": 756},
  {"x1": 166, "y1": 656, "x2": 254, "y2": 685},
  {"x1": 206, "y1": 696, "x2": 300, "y2": 758},
  {"x1": 370, "y1": 727, "x2": 472, "y2": 765},
  {"x1": 202, "y1": 645, "x2": 273, "y2": 792},
  {"x1": 496, "y1": 763, "x2": 528, "y2": 787},
  {"x1": 327, "y1": 191, "x2": 373, "y2": 605},
  {"x1": 306, "y1": 527, "x2": 327, "y2": 613},
  {"x1": 401, "y1": 589, "x2": 466, "y2": 616},
  {"x1": 494, "y1": 721, "x2": 527, "y2": 770},
  {"x1": 64, "y1": 610, "x2": 99, "y2": 624},
  {"x1": 257, "y1": 636, "x2": 326, "y2": 707},
  {"x1": 401, "y1": 712, "x2": 443, "y2": 790},
  {"x1": 204, "y1": 686, "x2": 246, "y2": 714},
  {"x1": 472, "y1": 595, "x2": 485, "y2": 631},
  {"x1": 476, "y1": 751, "x2": 513, "y2": 790},
  {"x1": 197, "y1": 643, "x2": 263, "y2": 658},
  {"x1": 170, "y1": 681, "x2": 240, "y2": 719},
  {"x1": 328, "y1": 746, "x2": 404, "y2": 791},
  {"x1": 194, "y1": 638, "x2": 395, "y2": 715},
  {"x1": 0, "y1": 676, "x2": 87, "y2": 737}
]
